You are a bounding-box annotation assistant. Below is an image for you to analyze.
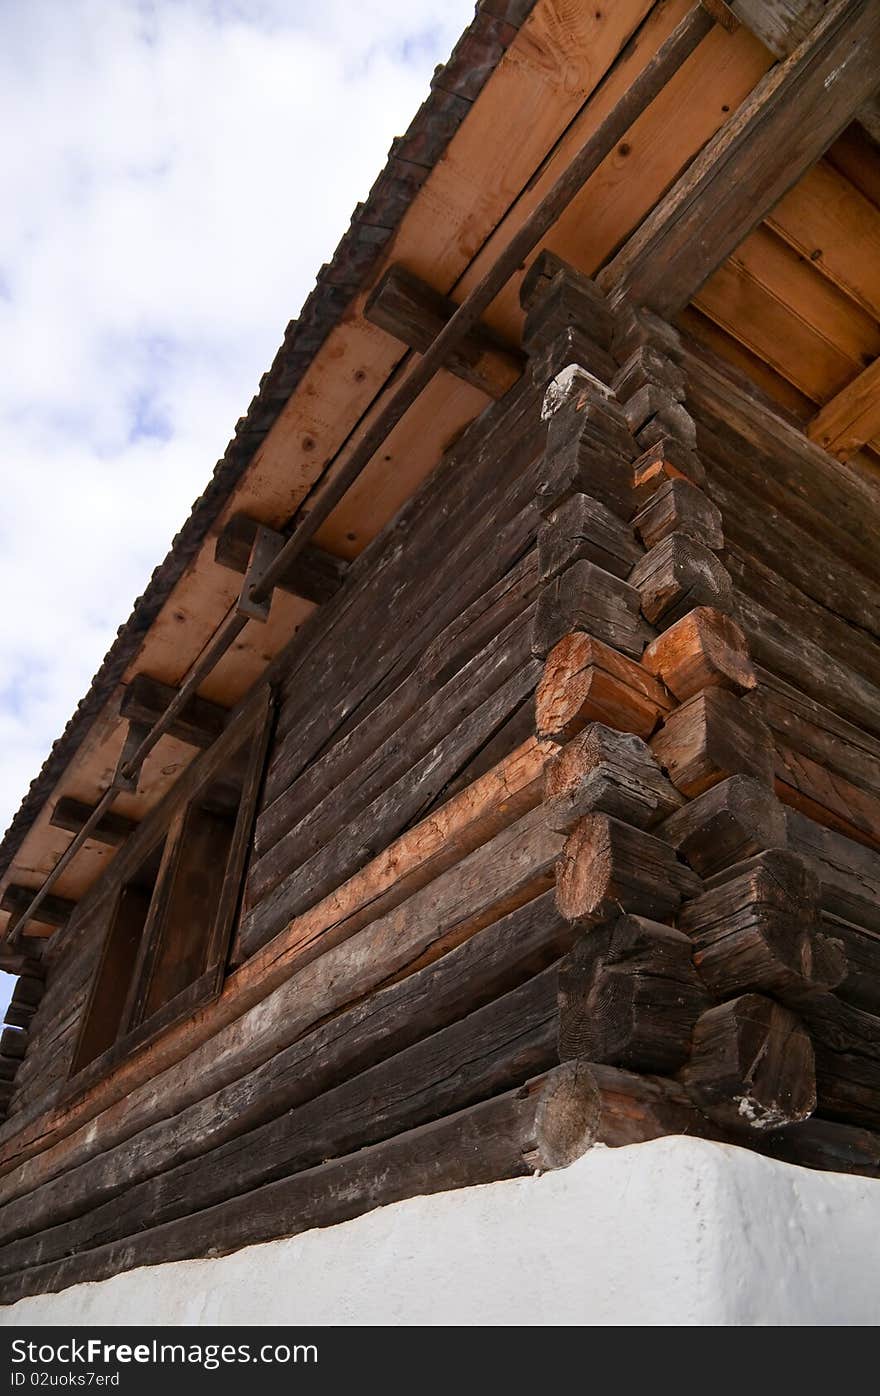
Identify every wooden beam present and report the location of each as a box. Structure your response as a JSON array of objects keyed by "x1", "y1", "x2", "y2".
[
  {"x1": 807, "y1": 358, "x2": 880, "y2": 461},
  {"x1": 0, "y1": 1063, "x2": 602, "y2": 1302},
  {"x1": 119, "y1": 675, "x2": 228, "y2": 751},
  {"x1": 599, "y1": 0, "x2": 880, "y2": 317},
  {"x1": 728, "y1": 0, "x2": 880, "y2": 146},
  {"x1": 1, "y1": 887, "x2": 76, "y2": 930},
  {"x1": 727, "y1": 1, "x2": 827, "y2": 54},
  {"x1": 364, "y1": 263, "x2": 525, "y2": 400},
  {"x1": 214, "y1": 513, "x2": 348, "y2": 606},
  {"x1": 683, "y1": 993, "x2": 816, "y2": 1131},
  {"x1": 49, "y1": 798, "x2": 138, "y2": 849}
]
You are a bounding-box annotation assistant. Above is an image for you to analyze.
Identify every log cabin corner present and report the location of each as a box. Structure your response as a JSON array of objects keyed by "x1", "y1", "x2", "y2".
[{"x1": 2, "y1": 0, "x2": 880, "y2": 1318}]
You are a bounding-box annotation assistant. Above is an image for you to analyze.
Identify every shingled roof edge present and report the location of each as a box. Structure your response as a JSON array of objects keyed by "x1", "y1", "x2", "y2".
[{"x1": 0, "y1": 0, "x2": 537, "y2": 881}]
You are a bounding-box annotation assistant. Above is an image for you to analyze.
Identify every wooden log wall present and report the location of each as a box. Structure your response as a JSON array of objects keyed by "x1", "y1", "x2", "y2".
[{"x1": 2, "y1": 258, "x2": 880, "y2": 1302}]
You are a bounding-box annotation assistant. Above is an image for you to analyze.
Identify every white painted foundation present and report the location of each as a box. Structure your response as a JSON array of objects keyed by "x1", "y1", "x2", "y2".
[{"x1": 3, "y1": 1137, "x2": 879, "y2": 1326}]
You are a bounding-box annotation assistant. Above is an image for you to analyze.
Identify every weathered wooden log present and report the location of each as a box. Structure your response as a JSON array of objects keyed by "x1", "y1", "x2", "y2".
[
  {"x1": 679, "y1": 341, "x2": 880, "y2": 588},
  {"x1": 761, "y1": 1116, "x2": 880, "y2": 1180},
  {"x1": 678, "y1": 850, "x2": 843, "y2": 1001},
  {"x1": 643, "y1": 607, "x2": 755, "y2": 703},
  {"x1": 629, "y1": 533, "x2": 733, "y2": 627},
  {"x1": 0, "y1": 891, "x2": 578, "y2": 1249},
  {"x1": 774, "y1": 746, "x2": 880, "y2": 851},
  {"x1": 556, "y1": 812, "x2": 701, "y2": 925},
  {"x1": 704, "y1": 458, "x2": 880, "y2": 639},
  {"x1": 557, "y1": 915, "x2": 707, "y2": 1072},
  {"x1": 539, "y1": 492, "x2": 643, "y2": 582},
  {"x1": 733, "y1": 587, "x2": 880, "y2": 740},
  {"x1": 0, "y1": 1062, "x2": 604, "y2": 1304},
  {"x1": 536, "y1": 632, "x2": 670, "y2": 742},
  {"x1": 248, "y1": 602, "x2": 540, "y2": 912},
  {"x1": 636, "y1": 397, "x2": 698, "y2": 452},
  {"x1": 214, "y1": 512, "x2": 348, "y2": 606},
  {"x1": 0, "y1": 735, "x2": 651, "y2": 1201},
  {"x1": 820, "y1": 912, "x2": 880, "y2": 1016},
  {"x1": 261, "y1": 375, "x2": 550, "y2": 809},
  {"x1": 788, "y1": 992, "x2": 880, "y2": 1132},
  {"x1": 610, "y1": 303, "x2": 683, "y2": 367},
  {"x1": 613, "y1": 344, "x2": 686, "y2": 404},
  {"x1": 549, "y1": 385, "x2": 638, "y2": 465},
  {"x1": 0, "y1": 968, "x2": 566, "y2": 1280},
  {"x1": 364, "y1": 263, "x2": 525, "y2": 399},
  {"x1": 682, "y1": 994, "x2": 816, "y2": 1133},
  {"x1": 242, "y1": 664, "x2": 543, "y2": 954},
  {"x1": 521, "y1": 254, "x2": 614, "y2": 354},
  {"x1": 632, "y1": 476, "x2": 723, "y2": 552},
  {"x1": 786, "y1": 809, "x2": 880, "y2": 934},
  {"x1": 529, "y1": 326, "x2": 619, "y2": 404},
  {"x1": 0, "y1": 1028, "x2": 27, "y2": 1061},
  {"x1": 659, "y1": 775, "x2": 787, "y2": 877},
  {"x1": 651, "y1": 688, "x2": 774, "y2": 797},
  {"x1": 622, "y1": 381, "x2": 691, "y2": 435},
  {"x1": 2, "y1": 777, "x2": 646, "y2": 1211},
  {"x1": 537, "y1": 387, "x2": 637, "y2": 521},
  {"x1": 632, "y1": 439, "x2": 707, "y2": 509},
  {"x1": 4, "y1": 977, "x2": 44, "y2": 1029},
  {"x1": 544, "y1": 724, "x2": 682, "y2": 829},
  {"x1": 725, "y1": 547, "x2": 880, "y2": 699},
  {"x1": 266, "y1": 548, "x2": 541, "y2": 820},
  {"x1": 410, "y1": 698, "x2": 537, "y2": 822},
  {"x1": 748, "y1": 666, "x2": 880, "y2": 806},
  {"x1": 532, "y1": 561, "x2": 650, "y2": 661}
]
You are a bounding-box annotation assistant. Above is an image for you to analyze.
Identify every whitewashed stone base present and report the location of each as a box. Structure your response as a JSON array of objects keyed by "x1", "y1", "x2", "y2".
[{"x1": 3, "y1": 1137, "x2": 879, "y2": 1326}]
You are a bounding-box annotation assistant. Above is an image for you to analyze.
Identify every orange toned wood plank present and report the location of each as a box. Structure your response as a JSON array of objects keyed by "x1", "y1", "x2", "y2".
[
  {"x1": 399, "y1": 0, "x2": 656, "y2": 292},
  {"x1": 251, "y1": 735, "x2": 557, "y2": 972},
  {"x1": 677, "y1": 306, "x2": 815, "y2": 420},
  {"x1": 643, "y1": 607, "x2": 756, "y2": 703},
  {"x1": 536, "y1": 632, "x2": 671, "y2": 742},
  {"x1": 462, "y1": 9, "x2": 772, "y2": 342},
  {"x1": 767, "y1": 160, "x2": 880, "y2": 319},
  {"x1": 734, "y1": 225, "x2": 880, "y2": 366},
  {"x1": 807, "y1": 357, "x2": 880, "y2": 462},
  {"x1": 775, "y1": 772, "x2": 880, "y2": 855},
  {"x1": 694, "y1": 256, "x2": 860, "y2": 403}
]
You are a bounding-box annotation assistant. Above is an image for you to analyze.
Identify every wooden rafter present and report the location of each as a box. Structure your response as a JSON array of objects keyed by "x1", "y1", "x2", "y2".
[
  {"x1": 808, "y1": 357, "x2": 880, "y2": 460},
  {"x1": 364, "y1": 264, "x2": 525, "y2": 400},
  {"x1": 599, "y1": 0, "x2": 880, "y2": 317}
]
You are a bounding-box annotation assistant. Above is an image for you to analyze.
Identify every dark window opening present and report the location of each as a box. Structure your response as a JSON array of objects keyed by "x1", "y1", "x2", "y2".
[
  {"x1": 69, "y1": 690, "x2": 272, "y2": 1082},
  {"x1": 71, "y1": 840, "x2": 165, "y2": 1074}
]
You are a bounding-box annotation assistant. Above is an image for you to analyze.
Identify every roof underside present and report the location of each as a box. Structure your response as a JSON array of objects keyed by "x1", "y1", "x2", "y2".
[{"x1": 4, "y1": 0, "x2": 880, "y2": 948}]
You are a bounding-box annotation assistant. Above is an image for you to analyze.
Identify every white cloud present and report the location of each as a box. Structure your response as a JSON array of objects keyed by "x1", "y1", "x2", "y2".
[{"x1": 0, "y1": 0, "x2": 477, "y2": 841}]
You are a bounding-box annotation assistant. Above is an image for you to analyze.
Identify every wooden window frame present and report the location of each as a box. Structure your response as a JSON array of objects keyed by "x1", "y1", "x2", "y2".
[{"x1": 66, "y1": 685, "x2": 274, "y2": 1092}]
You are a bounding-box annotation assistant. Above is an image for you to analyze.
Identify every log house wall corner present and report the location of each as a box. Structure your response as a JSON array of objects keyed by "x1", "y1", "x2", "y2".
[{"x1": 2, "y1": 252, "x2": 880, "y2": 1298}]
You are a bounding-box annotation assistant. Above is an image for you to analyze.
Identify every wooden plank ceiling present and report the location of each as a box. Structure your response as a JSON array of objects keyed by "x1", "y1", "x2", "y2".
[
  {"x1": 3, "y1": 0, "x2": 879, "y2": 947},
  {"x1": 684, "y1": 122, "x2": 880, "y2": 466}
]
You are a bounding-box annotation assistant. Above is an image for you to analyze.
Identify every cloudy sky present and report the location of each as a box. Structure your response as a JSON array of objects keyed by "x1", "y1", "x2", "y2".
[{"x1": 0, "y1": 0, "x2": 476, "y2": 1019}]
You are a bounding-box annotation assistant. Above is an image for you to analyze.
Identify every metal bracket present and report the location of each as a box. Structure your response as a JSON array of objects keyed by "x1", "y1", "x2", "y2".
[
  {"x1": 113, "y1": 720, "x2": 150, "y2": 794},
  {"x1": 236, "y1": 525, "x2": 285, "y2": 623}
]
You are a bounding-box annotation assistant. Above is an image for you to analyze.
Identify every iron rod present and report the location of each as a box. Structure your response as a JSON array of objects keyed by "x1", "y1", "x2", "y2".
[{"x1": 250, "y1": 5, "x2": 713, "y2": 603}]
